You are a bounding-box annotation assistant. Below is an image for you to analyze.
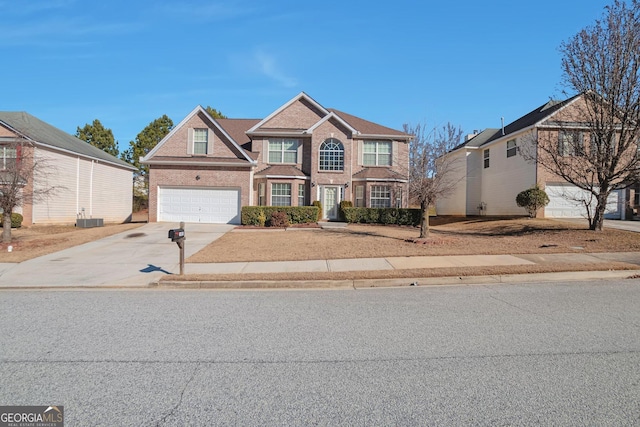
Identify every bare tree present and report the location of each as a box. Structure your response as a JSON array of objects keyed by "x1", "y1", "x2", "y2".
[
  {"x1": 0, "y1": 136, "x2": 60, "y2": 242},
  {"x1": 535, "y1": 0, "x2": 640, "y2": 231},
  {"x1": 404, "y1": 122, "x2": 464, "y2": 238}
]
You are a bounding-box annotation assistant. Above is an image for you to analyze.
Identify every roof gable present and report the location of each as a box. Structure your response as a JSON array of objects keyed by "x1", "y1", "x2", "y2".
[
  {"x1": 481, "y1": 94, "x2": 582, "y2": 146},
  {"x1": 142, "y1": 106, "x2": 256, "y2": 163},
  {"x1": 247, "y1": 92, "x2": 329, "y2": 134},
  {"x1": 0, "y1": 112, "x2": 134, "y2": 170}
]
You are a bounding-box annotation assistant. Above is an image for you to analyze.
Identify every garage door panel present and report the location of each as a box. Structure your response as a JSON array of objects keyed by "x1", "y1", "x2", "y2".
[
  {"x1": 545, "y1": 184, "x2": 621, "y2": 219},
  {"x1": 158, "y1": 187, "x2": 241, "y2": 224}
]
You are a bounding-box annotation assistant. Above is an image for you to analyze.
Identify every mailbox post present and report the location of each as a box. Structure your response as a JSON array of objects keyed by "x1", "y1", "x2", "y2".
[{"x1": 168, "y1": 221, "x2": 186, "y2": 275}]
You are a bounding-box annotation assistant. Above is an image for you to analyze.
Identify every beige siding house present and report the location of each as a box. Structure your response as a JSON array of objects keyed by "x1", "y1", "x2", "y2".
[
  {"x1": 142, "y1": 92, "x2": 412, "y2": 224},
  {"x1": 0, "y1": 112, "x2": 135, "y2": 225},
  {"x1": 437, "y1": 94, "x2": 625, "y2": 219}
]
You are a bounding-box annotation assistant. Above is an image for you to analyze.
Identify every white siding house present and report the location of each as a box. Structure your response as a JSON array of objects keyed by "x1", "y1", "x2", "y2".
[{"x1": 0, "y1": 112, "x2": 135, "y2": 225}]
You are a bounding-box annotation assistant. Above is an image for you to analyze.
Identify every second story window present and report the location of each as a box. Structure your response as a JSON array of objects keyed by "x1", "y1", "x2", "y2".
[
  {"x1": 363, "y1": 141, "x2": 391, "y2": 166},
  {"x1": 319, "y1": 138, "x2": 344, "y2": 171},
  {"x1": 193, "y1": 128, "x2": 208, "y2": 155},
  {"x1": 558, "y1": 131, "x2": 584, "y2": 156},
  {"x1": 0, "y1": 146, "x2": 17, "y2": 170},
  {"x1": 268, "y1": 138, "x2": 298, "y2": 164},
  {"x1": 483, "y1": 149, "x2": 490, "y2": 168},
  {"x1": 506, "y1": 139, "x2": 517, "y2": 158}
]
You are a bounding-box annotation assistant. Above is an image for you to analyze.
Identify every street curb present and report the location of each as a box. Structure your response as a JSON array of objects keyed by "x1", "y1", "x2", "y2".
[{"x1": 155, "y1": 269, "x2": 640, "y2": 290}]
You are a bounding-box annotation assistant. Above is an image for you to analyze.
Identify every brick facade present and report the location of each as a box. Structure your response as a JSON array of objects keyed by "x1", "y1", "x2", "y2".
[{"x1": 143, "y1": 93, "x2": 411, "y2": 223}]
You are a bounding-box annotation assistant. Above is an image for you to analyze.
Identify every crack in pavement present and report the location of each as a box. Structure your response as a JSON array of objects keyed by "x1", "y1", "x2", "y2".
[{"x1": 155, "y1": 363, "x2": 200, "y2": 426}]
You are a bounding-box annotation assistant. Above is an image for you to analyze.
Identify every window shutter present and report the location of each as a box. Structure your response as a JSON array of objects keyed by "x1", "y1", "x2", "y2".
[
  {"x1": 263, "y1": 140, "x2": 269, "y2": 162},
  {"x1": 357, "y1": 140, "x2": 363, "y2": 165},
  {"x1": 392, "y1": 140, "x2": 398, "y2": 166},
  {"x1": 207, "y1": 129, "x2": 214, "y2": 155},
  {"x1": 187, "y1": 128, "x2": 194, "y2": 155},
  {"x1": 297, "y1": 141, "x2": 303, "y2": 165}
]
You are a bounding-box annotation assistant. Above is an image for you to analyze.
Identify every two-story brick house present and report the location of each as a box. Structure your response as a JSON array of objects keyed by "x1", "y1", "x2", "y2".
[{"x1": 142, "y1": 92, "x2": 412, "y2": 224}]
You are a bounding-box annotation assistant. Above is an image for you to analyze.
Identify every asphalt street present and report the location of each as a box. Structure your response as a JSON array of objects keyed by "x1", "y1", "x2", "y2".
[{"x1": 1, "y1": 280, "x2": 639, "y2": 425}]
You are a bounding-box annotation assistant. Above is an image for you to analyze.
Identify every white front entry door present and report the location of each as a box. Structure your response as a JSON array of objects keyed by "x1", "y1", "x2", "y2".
[{"x1": 323, "y1": 186, "x2": 340, "y2": 220}]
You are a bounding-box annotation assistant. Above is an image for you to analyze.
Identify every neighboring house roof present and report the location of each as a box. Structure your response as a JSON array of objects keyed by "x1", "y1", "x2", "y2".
[
  {"x1": 0, "y1": 111, "x2": 135, "y2": 170},
  {"x1": 254, "y1": 165, "x2": 308, "y2": 178},
  {"x1": 353, "y1": 167, "x2": 408, "y2": 182},
  {"x1": 451, "y1": 128, "x2": 499, "y2": 151},
  {"x1": 451, "y1": 94, "x2": 582, "y2": 153},
  {"x1": 482, "y1": 94, "x2": 580, "y2": 145}
]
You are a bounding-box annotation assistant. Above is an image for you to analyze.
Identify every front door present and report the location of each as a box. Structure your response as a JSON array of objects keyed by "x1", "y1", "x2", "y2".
[{"x1": 323, "y1": 186, "x2": 340, "y2": 220}]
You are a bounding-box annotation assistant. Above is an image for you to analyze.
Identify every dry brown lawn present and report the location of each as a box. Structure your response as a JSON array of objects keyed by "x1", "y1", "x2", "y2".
[
  {"x1": 188, "y1": 217, "x2": 640, "y2": 263},
  {"x1": 179, "y1": 217, "x2": 640, "y2": 282},
  {"x1": 0, "y1": 221, "x2": 145, "y2": 263}
]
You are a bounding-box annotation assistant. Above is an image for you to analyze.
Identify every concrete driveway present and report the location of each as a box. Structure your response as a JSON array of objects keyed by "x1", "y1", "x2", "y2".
[
  {"x1": 0, "y1": 223, "x2": 233, "y2": 288},
  {"x1": 554, "y1": 218, "x2": 640, "y2": 233}
]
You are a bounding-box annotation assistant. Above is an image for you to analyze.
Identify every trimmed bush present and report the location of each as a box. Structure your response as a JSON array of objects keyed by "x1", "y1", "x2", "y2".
[
  {"x1": 339, "y1": 200, "x2": 353, "y2": 221},
  {"x1": 2, "y1": 213, "x2": 23, "y2": 228},
  {"x1": 342, "y1": 207, "x2": 421, "y2": 226},
  {"x1": 241, "y1": 206, "x2": 320, "y2": 226},
  {"x1": 269, "y1": 211, "x2": 290, "y2": 228},
  {"x1": 516, "y1": 185, "x2": 550, "y2": 218},
  {"x1": 312, "y1": 200, "x2": 322, "y2": 221}
]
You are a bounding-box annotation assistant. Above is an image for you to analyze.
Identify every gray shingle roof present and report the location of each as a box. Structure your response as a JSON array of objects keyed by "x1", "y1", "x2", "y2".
[{"x1": 0, "y1": 111, "x2": 135, "y2": 170}]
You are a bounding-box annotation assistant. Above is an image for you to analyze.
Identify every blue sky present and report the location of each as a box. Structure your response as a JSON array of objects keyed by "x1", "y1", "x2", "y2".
[{"x1": 0, "y1": 0, "x2": 612, "y2": 154}]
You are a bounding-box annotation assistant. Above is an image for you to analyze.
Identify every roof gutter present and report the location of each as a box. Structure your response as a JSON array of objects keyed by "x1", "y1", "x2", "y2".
[{"x1": 142, "y1": 159, "x2": 256, "y2": 167}]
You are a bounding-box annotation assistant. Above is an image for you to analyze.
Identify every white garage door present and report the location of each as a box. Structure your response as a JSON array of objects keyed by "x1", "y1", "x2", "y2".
[
  {"x1": 158, "y1": 187, "x2": 241, "y2": 224},
  {"x1": 545, "y1": 184, "x2": 622, "y2": 219}
]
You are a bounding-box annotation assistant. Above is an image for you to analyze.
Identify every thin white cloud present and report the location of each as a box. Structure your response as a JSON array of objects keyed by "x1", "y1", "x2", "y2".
[
  {"x1": 0, "y1": 18, "x2": 141, "y2": 47},
  {"x1": 155, "y1": 1, "x2": 258, "y2": 22},
  {"x1": 254, "y1": 51, "x2": 298, "y2": 88}
]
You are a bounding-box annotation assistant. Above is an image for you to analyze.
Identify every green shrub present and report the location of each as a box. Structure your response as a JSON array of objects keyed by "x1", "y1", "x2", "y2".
[
  {"x1": 2, "y1": 213, "x2": 23, "y2": 228},
  {"x1": 339, "y1": 200, "x2": 353, "y2": 221},
  {"x1": 241, "y1": 206, "x2": 319, "y2": 226},
  {"x1": 342, "y1": 207, "x2": 421, "y2": 226},
  {"x1": 257, "y1": 210, "x2": 267, "y2": 227},
  {"x1": 269, "y1": 211, "x2": 290, "y2": 228},
  {"x1": 516, "y1": 185, "x2": 550, "y2": 218},
  {"x1": 312, "y1": 200, "x2": 323, "y2": 221}
]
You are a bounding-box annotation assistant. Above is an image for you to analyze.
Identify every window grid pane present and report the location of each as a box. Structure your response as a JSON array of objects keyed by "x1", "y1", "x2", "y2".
[
  {"x1": 193, "y1": 129, "x2": 208, "y2": 154},
  {"x1": 370, "y1": 185, "x2": 391, "y2": 208},
  {"x1": 298, "y1": 184, "x2": 305, "y2": 206},
  {"x1": 272, "y1": 183, "x2": 292, "y2": 206},
  {"x1": 268, "y1": 139, "x2": 298, "y2": 164},
  {"x1": 320, "y1": 139, "x2": 344, "y2": 171},
  {"x1": 363, "y1": 141, "x2": 391, "y2": 166}
]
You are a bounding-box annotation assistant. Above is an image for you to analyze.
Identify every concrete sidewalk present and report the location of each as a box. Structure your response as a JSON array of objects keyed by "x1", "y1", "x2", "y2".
[{"x1": 152, "y1": 251, "x2": 640, "y2": 290}]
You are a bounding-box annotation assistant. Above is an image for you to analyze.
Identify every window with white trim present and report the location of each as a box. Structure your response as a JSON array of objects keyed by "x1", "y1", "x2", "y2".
[
  {"x1": 363, "y1": 141, "x2": 391, "y2": 166},
  {"x1": 271, "y1": 183, "x2": 291, "y2": 206},
  {"x1": 258, "y1": 183, "x2": 266, "y2": 206},
  {"x1": 559, "y1": 131, "x2": 584, "y2": 156},
  {"x1": 0, "y1": 146, "x2": 17, "y2": 170},
  {"x1": 298, "y1": 184, "x2": 305, "y2": 206},
  {"x1": 319, "y1": 138, "x2": 344, "y2": 171},
  {"x1": 370, "y1": 185, "x2": 391, "y2": 208},
  {"x1": 483, "y1": 149, "x2": 490, "y2": 168},
  {"x1": 193, "y1": 128, "x2": 208, "y2": 155},
  {"x1": 506, "y1": 139, "x2": 517, "y2": 158},
  {"x1": 355, "y1": 185, "x2": 364, "y2": 207},
  {"x1": 268, "y1": 139, "x2": 298, "y2": 164}
]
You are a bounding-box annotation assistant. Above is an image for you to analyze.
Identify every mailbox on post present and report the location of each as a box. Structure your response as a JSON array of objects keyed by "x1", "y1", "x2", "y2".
[
  {"x1": 168, "y1": 222, "x2": 186, "y2": 275},
  {"x1": 168, "y1": 228, "x2": 185, "y2": 242}
]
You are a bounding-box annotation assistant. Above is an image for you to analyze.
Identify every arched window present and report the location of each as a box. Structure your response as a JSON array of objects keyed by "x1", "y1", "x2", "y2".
[{"x1": 319, "y1": 138, "x2": 344, "y2": 171}]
